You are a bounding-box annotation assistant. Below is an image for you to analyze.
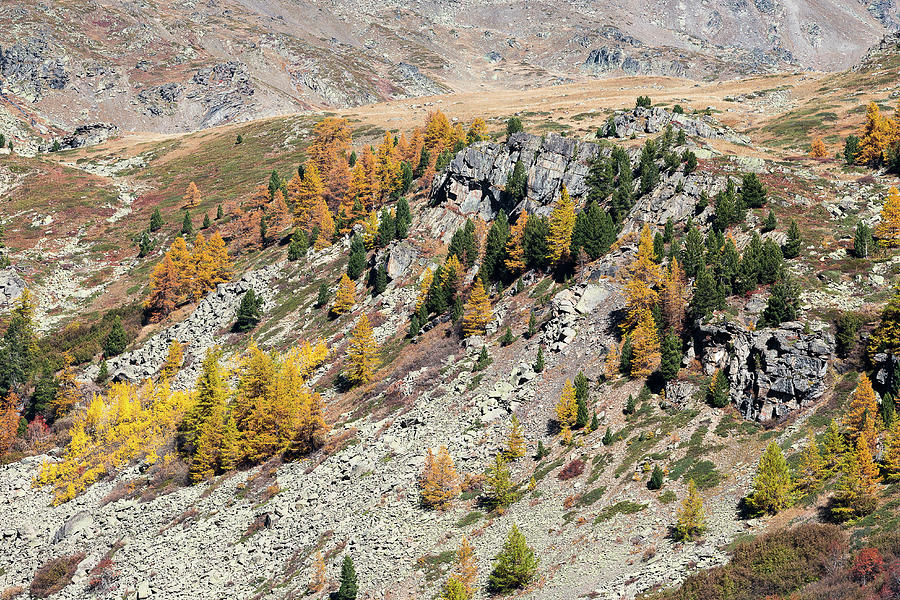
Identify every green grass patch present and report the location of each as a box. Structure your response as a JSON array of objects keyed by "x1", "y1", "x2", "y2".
[{"x1": 594, "y1": 501, "x2": 647, "y2": 524}]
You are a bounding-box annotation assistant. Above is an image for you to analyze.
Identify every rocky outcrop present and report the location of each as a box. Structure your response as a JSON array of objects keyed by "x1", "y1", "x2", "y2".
[
  {"x1": 583, "y1": 46, "x2": 688, "y2": 79},
  {"x1": 0, "y1": 267, "x2": 26, "y2": 310},
  {"x1": 601, "y1": 107, "x2": 750, "y2": 145},
  {"x1": 94, "y1": 264, "x2": 282, "y2": 388},
  {"x1": 431, "y1": 130, "x2": 726, "y2": 232},
  {"x1": 39, "y1": 124, "x2": 118, "y2": 152},
  {"x1": 697, "y1": 320, "x2": 834, "y2": 421},
  {"x1": 431, "y1": 132, "x2": 601, "y2": 219},
  {"x1": 0, "y1": 38, "x2": 68, "y2": 101}
]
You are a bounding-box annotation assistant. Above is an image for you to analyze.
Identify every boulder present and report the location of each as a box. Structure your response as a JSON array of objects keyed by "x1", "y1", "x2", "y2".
[{"x1": 52, "y1": 511, "x2": 94, "y2": 544}]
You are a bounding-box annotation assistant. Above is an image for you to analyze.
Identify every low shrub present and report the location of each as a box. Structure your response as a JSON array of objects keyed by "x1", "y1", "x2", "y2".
[
  {"x1": 30, "y1": 553, "x2": 84, "y2": 599},
  {"x1": 558, "y1": 458, "x2": 586, "y2": 481}
]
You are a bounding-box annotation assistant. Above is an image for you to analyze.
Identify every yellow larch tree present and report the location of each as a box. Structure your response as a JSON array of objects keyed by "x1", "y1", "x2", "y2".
[
  {"x1": 661, "y1": 257, "x2": 687, "y2": 333},
  {"x1": 145, "y1": 253, "x2": 181, "y2": 321},
  {"x1": 622, "y1": 225, "x2": 662, "y2": 331},
  {"x1": 347, "y1": 314, "x2": 378, "y2": 385},
  {"x1": 293, "y1": 162, "x2": 325, "y2": 229},
  {"x1": 844, "y1": 373, "x2": 880, "y2": 446},
  {"x1": 809, "y1": 137, "x2": 827, "y2": 158},
  {"x1": 184, "y1": 181, "x2": 201, "y2": 207},
  {"x1": 630, "y1": 309, "x2": 661, "y2": 378},
  {"x1": 419, "y1": 445, "x2": 461, "y2": 510},
  {"x1": 832, "y1": 435, "x2": 882, "y2": 521},
  {"x1": 503, "y1": 213, "x2": 528, "y2": 275},
  {"x1": 875, "y1": 186, "x2": 900, "y2": 247},
  {"x1": 604, "y1": 340, "x2": 621, "y2": 379},
  {"x1": 376, "y1": 132, "x2": 402, "y2": 202},
  {"x1": 556, "y1": 379, "x2": 577, "y2": 433},
  {"x1": 794, "y1": 432, "x2": 825, "y2": 493},
  {"x1": 167, "y1": 236, "x2": 195, "y2": 303},
  {"x1": 52, "y1": 352, "x2": 81, "y2": 417},
  {"x1": 452, "y1": 536, "x2": 477, "y2": 598},
  {"x1": 462, "y1": 278, "x2": 491, "y2": 337},
  {"x1": 505, "y1": 415, "x2": 526, "y2": 460},
  {"x1": 467, "y1": 118, "x2": 489, "y2": 144},
  {"x1": 309, "y1": 551, "x2": 327, "y2": 593},
  {"x1": 0, "y1": 392, "x2": 19, "y2": 454},
  {"x1": 362, "y1": 210, "x2": 380, "y2": 250},
  {"x1": 416, "y1": 268, "x2": 434, "y2": 312},
  {"x1": 309, "y1": 198, "x2": 335, "y2": 249},
  {"x1": 424, "y1": 110, "x2": 451, "y2": 154},
  {"x1": 674, "y1": 478, "x2": 707, "y2": 541},
  {"x1": 546, "y1": 185, "x2": 576, "y2": 267},
  {"x1": 858, "y1": 101, "x2": 897, "y2": 165},
  {"x1": 331, "y1": 274, "x2": 356, "y2": 316},
  {"x1": 159, "y1": 339, "x2": 184, "y2": 381}
]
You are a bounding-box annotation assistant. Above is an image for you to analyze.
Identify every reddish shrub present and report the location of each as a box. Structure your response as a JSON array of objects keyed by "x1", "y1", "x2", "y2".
[
  {"x1": 850, "y1": 547, "x2": 884, "y2": 585},
  {"x1": 558, "y1": 458, "x2": 585, "y2": 481},
  {"x1": 30, "y1": 553, "x2": 84, "y2": 599}
]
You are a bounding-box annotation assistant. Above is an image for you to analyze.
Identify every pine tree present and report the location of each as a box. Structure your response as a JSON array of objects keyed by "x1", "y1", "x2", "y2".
[
  {"x1": 331, "y1": 274, "x2": 356, "y2": 316},
  {"x1": 336, "y1": 555, "x2": 358, "y2": 600},
  {"x1": 556, "y1": 379, "x2": 577, "y2": 432},
  {"x1": 506, "y1": 117, "x2": 524, "y2": 137},
  {"x1": 486, "y1": 453, "x2": 513, "y2": 509},
  {"x1": 674, "y1": 479, "x2": 707, "y2": 541},
  {"x1": 287, "y1": 229, "x2": 308, "y2": 261},
  {"x1": 619, "y1": 336, "x2": 633, "y2": 376},
  {"x1": 602, "y1": 427, "x2": 613, "y2": 445},
  {"x1": 202, "y1": 213, "x2": 211, "y2": 229},
  {"x1": 315, "y1": 282, "x2": 329, "y2": 308},
  {"x1": 875, "y1": 186, "x2": 900, "y2": 247},
  {"x1": 854, "y1": 221, "x2": 874, "y2": 258},
  {"x1": 762, "y1": 210, "x2": 777, "y2": 233},
  {"x1": 500, "y1": 327, "x2": 514, "y2": 346},
  {"x1": 759, "y1": 275, "x2": 800, "y2": 327},
  {"x1": 347, "y1": 315, "x2": 378, "y2": 385},
  {"x1": 745, "y1": 442, "x2": 793, "y2": 516},
  {"x1": 372, "y1": 260, "x2": 388, "y2": 296},
  {"x1": 96, "y1": 359, "x2": 108, "y2": 383},
  {"x1": 420, "y1": 445, "x2": 461, "y2": 510},
  {"x1": 660, "y1": 330, "x2": 682, "y2": 380},
  {"x1": 782, "y1": 220, "x2": 802, "y2": 259},
  {"x1": 462, "y1": 279, "x2": 491, "y2": 337},
  {"x1": 216, "y1": 204, "x2": 223, "y2": 220},
  {"x1": 546, "y1": 185, "x2": 576, "y2": 267},
  {"x1": 845, "y1": 373, "x2": 880, "y2": 447},
  {"x1": 630, "y1": 310, "x2": 661, "y2": 378},
  {"x1": 533, "y1": 346, "x2": 545, "y2": 373},
  {"x1": 795, "y1": 432, "x2": 825, "y2": 494},
  {"x1": 234, "y1": 289, "x2": 263, "y2": 332},
  {"x1": 648, "y1": 465, "x2": 664, "y2": 490},
  {"x1": 505, "y1": 415, "x2": 526, "y2": 459},
  {"x1": 347, "y1": 235, "x2": 366, "y2": 280},
  {"x1": 741, "y1": 172, "x2": 768, "y2": 208},
  {"x1": 506, "y1": 160, "x2": 528, "y2": 204},
  {"x1": 591, "y1": 411, "x2": 599, "y2": 433},
  {"x1": 488, "y1": 525, "x2": 538, "y2": 593},
  {"x1": 138, "y1": 232, "x2": 153, "y2": 257},
  {"x1": 831, "y1": 436, "x2": 882, "y2": 521},
  {"x1": 680, "y1": 226, "x2": 705, "y2": 277},
  {"x1": 395, "y1": 196, "x2": 411, "y2": 239},
  {"x1": 526, "y1": 310, "x2": 537, "y2": 339},
  {"x1": 707, "y1": 369, "x2": 729, "y2": 408},
  {"x1": 522, "y1": 216, "x2": 550, "y2": 272},
  {"x1": 624, "y1": 394, "x2": 636, "y2": 415},
  {"x1": 181, "y1": 211, "x2": 194, "y2": 237},
  {"x1": 104, "y1": 316, "x2": 128, "y2": 356},
  {"x1": 574, "y1": 372, "x2": 589, "y2": 429},
  {"x1": 480, "y1": 211, "x2": 510, "y2": 283}
]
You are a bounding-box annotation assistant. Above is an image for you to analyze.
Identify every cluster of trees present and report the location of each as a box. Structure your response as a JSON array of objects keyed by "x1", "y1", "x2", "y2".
[
  {"x1": 36, "y1": 379, "x2": 191, "y2": 504},
  {"x1": 144, "y1": 234, "x2": 231, "y2": 322},
  {"x1": 741, "y1": 373, "x2": 897, "y2": 521},
  {"x1": 181, "y1": 342, "x2": 329, "y2": 483},
  {"x1": 846, "y1": 101, "x2": 900, "y2": 172}
]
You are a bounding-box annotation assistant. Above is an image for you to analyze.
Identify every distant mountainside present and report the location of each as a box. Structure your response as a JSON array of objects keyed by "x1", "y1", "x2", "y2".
[{"x1": 0, "y1": 0, "x2": 897, "y2": 135}]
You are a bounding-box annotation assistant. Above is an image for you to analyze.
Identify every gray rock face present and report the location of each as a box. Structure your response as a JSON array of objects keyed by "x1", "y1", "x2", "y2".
[
  {"x1": 431, "y1": 132, "x2": 601, "y2": 219},
  {"x1": 583, "y1": 46, "x2": 688, "y2": 78},
  {"x1": 602, "y1": 107, "x2": 750, "y2": 145},
  {"x1": 0, "y1": 38, "x2": 68, "y2": 100},
  {"x1": 0, "y1": 267, "x2": 26, "y2": 310},
  {"x1": 697, "y1": 320, "x2": 834, "y2": 421},
  {"x1": 383, "y1": 240, "x2": 419, "y2": 281},
  {"x1": 40, "y1": 124, "x2": 118, "y2": 152}
]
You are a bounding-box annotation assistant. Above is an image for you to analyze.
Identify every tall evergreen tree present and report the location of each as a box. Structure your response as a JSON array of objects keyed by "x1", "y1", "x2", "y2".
[
  {"x1": 488, "y1": 525, "x2": 538, "y2": 593},
  {"x1": 782, "y1": 220, "x2": 802, "y2": 259},
  {"x1": 745, "y1": 442, "x2": 793, "y2": 516},
  {"x1": 760, "y1": 274, "x2": 800, "y2": 327},
  {"x1": 741, "y1": 172, "x2": 767, "y2": 208},
  {"x1": 506, "y1": 160, "x2": 528, "y2": 204},
  {"x1": 854, "y1": 221, "x2": 874, "y2": 258},
  {"x1": 104, "y1": 315, "x2": 128, "y2": 356},
  {"x1": 336, "y1": 555, "x2": 358, "y2": 600},
  {"x1": 660, "y1": 330, "x2": 682, "y2": 380},
  {"x1": 181, "y1": 211, "x2": 194, "y2": 237},
  {"x1": 480, "y1": 211, "x2": 510, "y2": 283},
  {"x1": 395, "y1": 196, "x2": 411, "y2": 239},
  {"x1": 347, "y1": 235, "x2": 366, "y2": 280},
  {"x1": 638, "y1": 139, "x2": 659, "y2": 195},
  {"x1": 149, "y1": 207, "x2": 164, "y2": 232},
  {"x1": 234, "y1": 289, "x2": 263, "y2": 332}
]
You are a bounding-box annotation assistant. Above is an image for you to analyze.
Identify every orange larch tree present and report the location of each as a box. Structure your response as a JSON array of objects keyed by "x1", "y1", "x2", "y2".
[
  {"x1": 331, "y1": 274, "x2": 356, "y2": 316},
  {"x1": 462, "y1": 279, "x2": 492, "y2": 337},
  {"x1": 347, "y1": 314, "x2": 378, "y2": 385},
  {"x1": 504, "y1": 213, "x2": 528, "y2": 275},
  {"x1": 419, "y1": 445, "x2": 461, "y2": 510},
  {"x1": 875, "y1": 186, "x2": 900, "y2": 247},
  {"x1": 630, "y1": 309, "x2": 661, "y2": 378},
  {"x1": 546, "y1": 185, "x2": 576, "y2": 267},
  {"x1": 184, "y1": 181, "x2": 201, "y2": 207}
]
